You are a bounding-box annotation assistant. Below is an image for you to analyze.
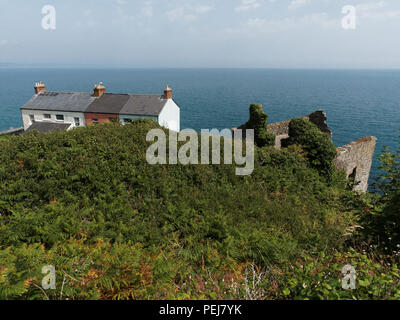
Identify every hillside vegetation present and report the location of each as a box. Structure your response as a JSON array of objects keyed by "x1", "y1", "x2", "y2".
[{"x1": 0, "y1": 119, "x2": 399, "y2": 300}]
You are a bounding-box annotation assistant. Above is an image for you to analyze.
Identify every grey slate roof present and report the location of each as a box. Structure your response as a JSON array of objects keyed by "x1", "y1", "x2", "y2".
[
  {"x1": 119, "y1": 95, "x2": 168, "y2": 116},
  {"x1": 86, "y1": 94, "x2": 169, "y2": 116},
  {"x1": 85, "y1": 94, "x2": 129, "y2": 114},
  {"x1": 26, "y1": 122, "x2": 71, "y2": 133},
  {"x1": 21, "y1": 91, "x2": 173, "y2": 116},
  {"x1": 21, "y1": 92, "x2": 96, "y2": 112}
]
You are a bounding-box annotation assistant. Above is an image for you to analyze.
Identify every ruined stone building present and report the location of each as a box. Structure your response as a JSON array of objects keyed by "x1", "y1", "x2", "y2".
[{"x1": 236, "y1": 109, "x2": 377, "y2": 192}]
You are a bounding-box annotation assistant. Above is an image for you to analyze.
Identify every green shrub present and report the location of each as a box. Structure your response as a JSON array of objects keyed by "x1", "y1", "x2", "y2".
[
  {"x1": 0, "y1": 119, "x2": 376, "y2": 300},
  {"x1": 262, "y1": 250, "x2": 400, "y2": 300},
  {"x1": 282, "y1": 118, "x2": 337, "y2": 182},
  {"x1": 358, "y1": 131, "x2": 400, "y2": 251},
  {"x1": 242, "y1": 104, "x2": 275, "y2": 148},
  {"x1": 1, "y1": 242, "x2": 399, "y2": 300}
]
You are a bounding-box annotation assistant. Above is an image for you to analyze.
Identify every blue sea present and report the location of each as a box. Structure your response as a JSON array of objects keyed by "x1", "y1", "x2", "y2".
[{"x1": 0, "y1": 68, "x2": 399, "y2": 181}]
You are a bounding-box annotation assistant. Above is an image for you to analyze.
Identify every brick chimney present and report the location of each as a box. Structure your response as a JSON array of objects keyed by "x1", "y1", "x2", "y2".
[
  {"x1": 164, "y1": 85, "x2": 172, "y2": 100},
  {"x1": 94, "y1": 82, "x2": 106, "y2": 97},
  {"x1": 34, "y1": 81, "x2": 46, "y2": 94}
]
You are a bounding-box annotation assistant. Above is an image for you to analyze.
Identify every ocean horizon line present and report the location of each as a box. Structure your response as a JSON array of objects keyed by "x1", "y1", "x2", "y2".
[{"x1": 2, "y1": 64, "x2": 400, "y2": 71}]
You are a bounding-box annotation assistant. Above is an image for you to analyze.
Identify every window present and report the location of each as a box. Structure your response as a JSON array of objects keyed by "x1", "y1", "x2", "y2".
[
  {"x1": 349, "y1": 167, "x2": 357, "y2": 180},
  {"x1": 74, "y1": 117, "x2": 80, "y2": 127},
  {"x1": 92, "y1": 119, "x2": 99, "y2": 124},
  {"x1": 349, "y1": 167, "x2": 358, "y2": 185},
  {"x1": 124, "y1": 118, "x2": 134, "y2": 124},
  {"x1": 56, "y1": 115, "x2": 64, "y2": 121},
  {"x1": 29, "y1": 114, "x2": 35, "y2": 123},
  {"x1": 44, "y1": 114, "x2": 51, "y2": 120}
]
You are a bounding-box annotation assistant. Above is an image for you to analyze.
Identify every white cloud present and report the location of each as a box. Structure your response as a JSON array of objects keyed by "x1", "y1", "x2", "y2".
[
  {"x1": 166, "y1": 7, "x2": 194, "y2": 22},
  {"x1": 356, "y1": 1, "x2": 400, "y2": 21},
  {"x1": 356, "y1": 1, "x2": 385, "y2": 12},
  {"x1": 165, "y1": 4, "x2": 213, "y2": 22},
  {"x1": 195, "y1": 5, "x2": 213, "y2": 14},
  {"x1": 225, "y1": 11, "x2": 337, "y2": 36},
  {"x1": 141, "y1": 7, "x2": 153, "y2": 17},
  {"x1": 288, "y1": 0, "x2": 311, "y2": 10},
  {"x1": 74, "y1": 10, "x2": 99, "y2": 28},
  {"x1": 235, "y1": 0, "x2": 261, "y2": 12}
]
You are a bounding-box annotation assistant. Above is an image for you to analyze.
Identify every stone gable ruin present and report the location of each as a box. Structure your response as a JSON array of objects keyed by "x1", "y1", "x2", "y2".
[{"x1": 235, "y1": 109, "x2": 376, "y2": 192}]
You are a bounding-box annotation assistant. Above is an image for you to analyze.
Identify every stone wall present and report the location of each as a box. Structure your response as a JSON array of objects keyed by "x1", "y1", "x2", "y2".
[
  {"x1": 267, "y1": 119, "x2": 291, "y2": 136},
  {"x1": 334, "y1": 136, "x2": 377, "y2": 192},
  {"x1": 266, "y1": 110, "x2": 333, "y2": 152},
  {"x1": 265, "y1": 111, "x2": 376, "y2": 192},
  {"x1": 267, "y1": 110, "x2": 332, "y2": 138}
]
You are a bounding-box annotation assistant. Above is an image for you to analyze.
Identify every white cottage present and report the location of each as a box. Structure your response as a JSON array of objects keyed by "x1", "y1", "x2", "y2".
[
  {"x1": 119, "y1": 86, "x2": 180, "y2": 132},
  {"x1": 20, "y1": 82, "x2": 181, "y2": 133}
]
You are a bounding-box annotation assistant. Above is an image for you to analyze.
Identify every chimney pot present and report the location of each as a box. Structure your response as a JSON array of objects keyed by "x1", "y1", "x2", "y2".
[
  {"x1": 94, "y1": 82, "x2": 106, "y2": 97},
  {"x1": 164, "y1": 85, "x2": 172, "y2": 99},
  {"x1": 34, "y1": 81, "x2": 46, "y2": 94}
]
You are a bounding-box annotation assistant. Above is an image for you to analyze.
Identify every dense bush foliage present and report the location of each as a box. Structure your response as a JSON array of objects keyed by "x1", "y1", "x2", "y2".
[
  {"x1": 282, "y1": 118, "x2": 337, "y2": 182},
  {"x1": 1, "y1": 242, "x2": 399, "y2": 300},
  {"x1": 357, "y1": 131, "x2": 400, "y2": 252},
  {"x1": 241, "y1": 104, "x2": 276, "y2": 148},
  {"x1": 262, "y1": 249, "x2": 400, "y2": 300},
  {"x1": 0, "y1": 120, "x2": 398, "y2": 300}
]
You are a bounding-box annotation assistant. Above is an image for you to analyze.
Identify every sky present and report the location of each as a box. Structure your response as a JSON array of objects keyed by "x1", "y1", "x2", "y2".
[{"x1": 0, "y1": 0, "x2": 400, "y2": 68}]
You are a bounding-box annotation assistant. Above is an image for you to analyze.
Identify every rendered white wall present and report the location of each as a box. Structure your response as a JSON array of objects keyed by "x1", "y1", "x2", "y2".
[
  {"x1": 21, "y1": 109, "x2": 86, "y2": 131},
  {"x1": 158, "y1": 99, "x2": 180, "y2": 132}
]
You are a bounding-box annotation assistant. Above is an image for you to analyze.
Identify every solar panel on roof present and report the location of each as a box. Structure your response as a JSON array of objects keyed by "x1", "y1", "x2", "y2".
[{"x1": 22, "y1": 92, "x2": 96, "y2": 112}]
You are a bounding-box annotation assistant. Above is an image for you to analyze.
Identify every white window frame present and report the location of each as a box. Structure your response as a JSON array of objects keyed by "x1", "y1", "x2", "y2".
[{"x1": 74, "y1": 117, "x2": 80, "y2": 127}]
